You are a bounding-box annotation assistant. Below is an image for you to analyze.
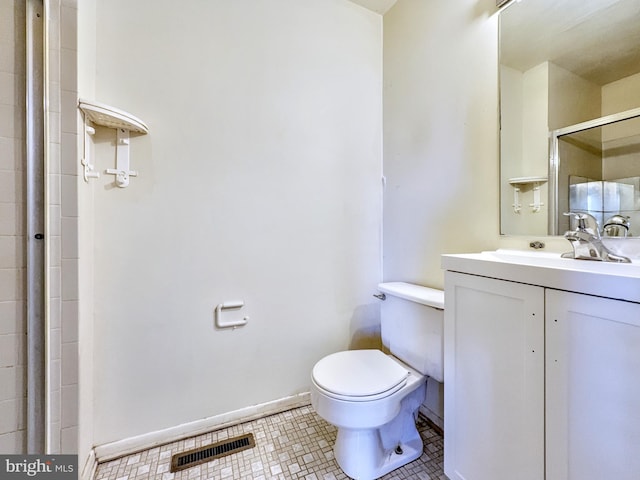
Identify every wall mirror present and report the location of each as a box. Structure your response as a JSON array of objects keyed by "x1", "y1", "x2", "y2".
[{"x1": 499, "y1": 0, "x2": 640, "y2": 236}]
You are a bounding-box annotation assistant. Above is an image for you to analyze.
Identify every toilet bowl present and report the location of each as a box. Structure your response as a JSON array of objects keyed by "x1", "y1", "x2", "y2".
[
  {"x1": 310, "y1": 282, "x2": 444, "y2": 480},
  {"x1": 311, "y1": 350, "x2": 426, "y2": 480}
]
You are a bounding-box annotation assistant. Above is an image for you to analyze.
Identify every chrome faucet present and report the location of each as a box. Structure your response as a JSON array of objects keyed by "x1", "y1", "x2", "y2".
[
  {"x1": 603, "y1": 214, "x2": 631, "y2": 237},
  {"x1": 561, "y1": 212, "x2": 631, "y2": 263}
]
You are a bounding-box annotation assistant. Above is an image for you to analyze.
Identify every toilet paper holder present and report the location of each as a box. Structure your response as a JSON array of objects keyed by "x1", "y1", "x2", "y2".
[{"x1": 215, "y1": 301, "x2": 249, "y2": 329}]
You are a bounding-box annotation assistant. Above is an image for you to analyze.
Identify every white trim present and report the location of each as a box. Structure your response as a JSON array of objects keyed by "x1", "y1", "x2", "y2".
[
  {"x1": 550, "y1": 106, "x2": 640, "y2": 138},
  {"x1": 81, "y1": 449, "x2": 97, "y2": 480},
  {"x1": 94, "y1": 393, "x2": 311, "y2": 463}
]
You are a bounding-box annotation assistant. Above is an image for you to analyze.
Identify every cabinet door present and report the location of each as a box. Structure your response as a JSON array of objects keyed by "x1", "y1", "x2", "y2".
[
  {"x1": 546, "y1": 290, "x2": 640, "y2": 480},
  {"x1": 444, "y1": 272, "x2": 544, "y2": 480}
]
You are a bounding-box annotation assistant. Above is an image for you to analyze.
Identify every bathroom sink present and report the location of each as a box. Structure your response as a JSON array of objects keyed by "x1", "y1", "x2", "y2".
[
  {"x1": 442, "y1": 249, "x2": 640, "y2": 303},
  {"x1": 482, "y1": 249, "x2": 640, "y2": 272}
]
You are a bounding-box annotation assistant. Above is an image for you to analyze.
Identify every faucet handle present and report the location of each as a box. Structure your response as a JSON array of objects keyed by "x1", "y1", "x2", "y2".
[
  {"x1": 563, "y1": 212, "x2": 587, "y2": 229},
  {"x1": 563, "y1": 212, "x2": 600, "y2": 237}
]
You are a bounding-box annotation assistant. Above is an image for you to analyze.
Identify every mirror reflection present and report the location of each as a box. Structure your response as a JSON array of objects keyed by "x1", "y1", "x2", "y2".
[
  {"x1": 499, "y1": 0, "x2": 640, "y2": 236},
  {"x1": 554, "y1": 113, "x2": 640, "y2": 236}
]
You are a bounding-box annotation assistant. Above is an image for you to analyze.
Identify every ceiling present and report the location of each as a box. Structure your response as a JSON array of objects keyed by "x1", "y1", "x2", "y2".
[
  {"x1": 500, "y1": 0, "x2": 640, "y2": 86},
  {"x1": 347, "y1": 0, "x2": 640, "y2": 87},
  {"x1": 347, "y1": 0, "x2": 397, "y2": 15}
]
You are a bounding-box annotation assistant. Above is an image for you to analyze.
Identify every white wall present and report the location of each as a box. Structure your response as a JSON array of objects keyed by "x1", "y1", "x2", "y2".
[
  {"x1": 602, "y1": 72, "x2": 640, "y2": 154},
  {"x1": 501, "y1": 62, "x2": 549, "y2": 235},
  {"x1": 501, "y1": 60, "x2": 602, "y2": 236},
  {"x1": 522, "y1": 62, "x2": 549, "y2": 175},
  {"x1": 85, "y1": 0, "x2": 383, "y2": 446},
  {"x1": 601, "y1": 71, "x2": 640, "y2": 194},
  {"x1": 76, "y1": 0, "x2": 96, "y2": 470},
  {"x1": 547, "y1": 63, "x2": 601, "y2": 131},
  {"x1": 499, "y1": 65, "x2": 523, "y2": 176},
  {"x1": 383, "y1": 0, "x2": 500, "y2": 289},
  {"x1": 383, "y1": 0, "x2": 500, "y2": 427},
  {"x1": 0, "y1": 0, "x2": 27, "y2": 454},
  {"x1": 602, "y1": 71, "x2": 640, "y2": 116}
]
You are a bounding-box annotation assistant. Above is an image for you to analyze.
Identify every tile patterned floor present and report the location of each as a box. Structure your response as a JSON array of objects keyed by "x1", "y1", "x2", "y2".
[{"x1": 94, "y1": 405, "x2": 445, "y2": 480}]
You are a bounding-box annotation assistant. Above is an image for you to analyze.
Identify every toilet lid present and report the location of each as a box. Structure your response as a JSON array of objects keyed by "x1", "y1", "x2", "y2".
[{"x1": 312, "y1": 350, "x2": 409, "y2": 398}]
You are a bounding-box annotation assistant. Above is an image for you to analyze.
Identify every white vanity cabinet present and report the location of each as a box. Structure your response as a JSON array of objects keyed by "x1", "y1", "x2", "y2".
[
  {"x1": 443, "y1": 271, "x2": 544, "y2": 480},
  {"x1": 545, "y1": 290, "x2": 640, "y2": 480},
  {"x1": 442, "y1": 252, "x2": 640, "y2": 480}
]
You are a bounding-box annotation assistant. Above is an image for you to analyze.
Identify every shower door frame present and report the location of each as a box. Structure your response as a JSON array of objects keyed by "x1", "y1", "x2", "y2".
[{"x1": 25, "y1": 0, "x2": 46, "y2": 454}]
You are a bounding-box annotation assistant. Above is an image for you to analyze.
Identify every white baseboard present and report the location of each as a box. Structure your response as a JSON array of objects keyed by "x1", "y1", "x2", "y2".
[
  {"x1": 81, "y1": 448, "x2": 97, "y2": 480},
  {"x1": 94, "y1": 392, "x2": 311, "y2": 463}
]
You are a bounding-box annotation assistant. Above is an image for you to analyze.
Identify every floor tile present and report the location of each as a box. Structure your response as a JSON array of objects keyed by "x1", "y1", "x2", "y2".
[{"x1": 94, "y1": 406, "x2": 444, "y2": 479}]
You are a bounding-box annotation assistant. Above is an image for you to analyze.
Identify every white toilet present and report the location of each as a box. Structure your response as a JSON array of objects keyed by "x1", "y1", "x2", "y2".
[{"x1": 310, "y1": 282, "x2": 444, "y2": 480}]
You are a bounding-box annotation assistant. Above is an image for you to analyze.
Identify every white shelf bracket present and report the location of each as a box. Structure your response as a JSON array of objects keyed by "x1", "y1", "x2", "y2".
[
  {"x1": 105, "y1": 128, "x2": 138, "y2": 188},
  {"x1": 78, "y1": 99, "x2": 149, "y2": 189},
  {"x1": 81, "y1": 124, "x2": 99, "y2": 182},
  {"x1": 508, "y1": 176, "x2": 548, "y2": 215},
  {"x1": 512, "y1": 186, "x2": 522, "y2": 213},
  {"x1": 529, "y1": 182, "x2": 545, "y2": 213}
]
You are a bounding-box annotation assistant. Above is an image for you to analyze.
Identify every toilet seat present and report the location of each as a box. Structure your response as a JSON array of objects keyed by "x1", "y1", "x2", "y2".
[{"x1": 312, "y1": 350, "x2": 409, "y2": 402}]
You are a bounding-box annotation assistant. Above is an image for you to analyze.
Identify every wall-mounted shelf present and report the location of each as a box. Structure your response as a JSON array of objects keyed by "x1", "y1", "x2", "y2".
[
  {"x1": 508, "y1": 176, "x2": 548, "y2": 185},
  {"x1": 78, "y1": 99, "x2": 149, "y2": 188},
  {"x1": 508, "y1": 176, "x2": 548, "y2": 213}
]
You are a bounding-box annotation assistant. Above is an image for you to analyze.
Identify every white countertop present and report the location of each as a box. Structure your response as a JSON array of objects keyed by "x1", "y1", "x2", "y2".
[{"x1": 442, "y1": 249, "x2": 640, "y2": 304}]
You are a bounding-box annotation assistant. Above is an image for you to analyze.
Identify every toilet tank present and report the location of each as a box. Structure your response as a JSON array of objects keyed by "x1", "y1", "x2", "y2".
[{"x1": 378, "y1": 282, "x2": 444, "y2": 382}]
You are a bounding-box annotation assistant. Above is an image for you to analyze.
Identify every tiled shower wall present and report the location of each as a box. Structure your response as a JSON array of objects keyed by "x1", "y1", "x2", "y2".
[
  {"x1": 0, "y1": 0, "x2": 27, "y2": 454},
  {"x1": 49, "y1": 0, "x2": 80, "y2": 454},
  {"x1": 0, "y1": 0, "x2": 79, "y2": 454}
]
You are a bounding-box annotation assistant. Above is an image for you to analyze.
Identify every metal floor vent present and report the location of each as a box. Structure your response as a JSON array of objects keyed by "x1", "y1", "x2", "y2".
[{"x1": 170, "y1": 433, "x2": 255, "y2": 472}]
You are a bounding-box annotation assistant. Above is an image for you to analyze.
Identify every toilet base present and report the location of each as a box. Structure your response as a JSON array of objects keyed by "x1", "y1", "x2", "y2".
[
  {"x1": 332, "y1": 384, "x2": 426, "y2": 480},
  {"x1": 335, "y1": 428, "x2": 422, "y2": 480}
]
